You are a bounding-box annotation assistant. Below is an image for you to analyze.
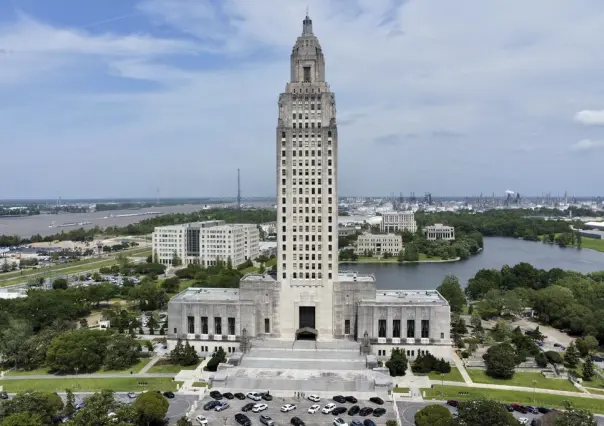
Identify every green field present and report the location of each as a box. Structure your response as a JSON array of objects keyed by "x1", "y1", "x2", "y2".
[
  {"x1": 538, "y1": 234, "x2": 604, "y2": 253},
  {"x1": 426, "y1": 367, "x2": 465, "y2": 383},
  {"x1": 424, "y1": 385, "x2": 604, "y2": 412},
  {"x1": 0, "y1": 378, "x2": 178, "y2": 393},
  {"x1": 192, "y1": 381, "x2": 208, "y2": 387},
  {"x1": 466, "y1": 369, "x2": 578, "y2": 392},
  {"x1": 4, "y1": 359, "x2": 152, "y2": 377},
  {"x1": 393, "y1": 387, "x2": 410, "y2": 393},
  {"x1": 147, "y1": 358, "x2": 203, "y2": 374}
]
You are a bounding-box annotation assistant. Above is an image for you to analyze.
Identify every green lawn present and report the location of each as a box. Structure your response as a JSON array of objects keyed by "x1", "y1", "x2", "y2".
[
  {"x1": 467, "y1": 369, "x2": 578, "y2": 392},
  {"x1": 393, "y1": 387, "x2": 410, "y2": 393},
  {"x1": 426, "y1": 367, "x2": 465, "y2": 383},
  {"x1": 538, "y1": 234, "x2": 604, "y2": 253},
  {"x1": 147, "y1": 358, "x2": 203, "y2": 374},
  {"x1": 3, "y1": 366, "x2": 49, "y2": 376},
  {"x1": 587, "y1": 389, "x2": 604, "y2": 396},
  {"x1": 0, "y1": 378, "x2": 178, "y2": 393},
  {"x1": 100, "y1": 358, "x2": 151, "y2": 374},
  {"x1": 4, "y1": 359, "x2": 152, "y2": 376},
  {"x1": 192, "y1": 381, "x2": 208, "y2": 387},
  {"x1": 424, "y1": 385, "x2": 604, "y2": 413}
]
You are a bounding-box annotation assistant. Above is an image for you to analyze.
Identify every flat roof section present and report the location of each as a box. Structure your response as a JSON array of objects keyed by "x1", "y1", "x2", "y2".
[
  {"x1": 372, "y1": 289, "x2": 449, "y2": 306},
  {"x1": 170, "y1": 287, "x2": 241, "y2": 303}
]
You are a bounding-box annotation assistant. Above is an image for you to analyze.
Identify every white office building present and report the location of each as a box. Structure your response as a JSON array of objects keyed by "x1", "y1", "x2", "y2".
[
  {"x1": 380, "y1": 211, "x2": 417, "y2": 233},
  {"x1": 152, "y1": 221, "x2": 259, "y2": 267},
  {"x1": 423, "y1": 223, "x2": 455, "y2": 241},
  {"x1": 355, "y1": 232, "x2": 403, "y2": 256}
]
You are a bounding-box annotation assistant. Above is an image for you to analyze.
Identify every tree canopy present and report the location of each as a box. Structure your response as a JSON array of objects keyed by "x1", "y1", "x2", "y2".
[
  {"x1": 414, "y1": 404, "x2": 452, "y2": 426},
  {"x1": 437, "y1": 275, "x2": 466, "y2": 313}
]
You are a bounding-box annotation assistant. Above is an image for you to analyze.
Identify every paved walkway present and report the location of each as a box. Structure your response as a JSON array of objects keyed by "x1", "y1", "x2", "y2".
[
  {"x1": 435, "y1": 380, "x2": 604, "y2": 399},
  {"x1": 139, "y1": 356, "x2": 160, "y2": 374},
  {"x1": 451, "y1": 352, "x2": 473, "y2": 384}
]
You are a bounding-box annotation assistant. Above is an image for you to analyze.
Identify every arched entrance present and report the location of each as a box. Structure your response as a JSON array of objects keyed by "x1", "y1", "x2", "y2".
[{"x1": 295, "y1": 326, "x2": 318, "y2": 340}]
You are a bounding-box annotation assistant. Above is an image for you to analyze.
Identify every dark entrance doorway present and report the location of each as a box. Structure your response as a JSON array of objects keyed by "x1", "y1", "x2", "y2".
[{"x1": 297, "y1": 306, "x2": 316, "y2": 340}]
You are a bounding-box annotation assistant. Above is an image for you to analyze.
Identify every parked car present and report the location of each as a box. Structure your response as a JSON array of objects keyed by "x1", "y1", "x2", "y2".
[
  {"x1": 127, "y1": 392, "x2": 136, "y2": 399},
  {"x1": 196, "y1": 415, "x2": 208, "y2": 425},
  {"x1": 373, "y1": 408, "x2": 386, "y2": 417},
  {"x1": 504, "y1": 404, "x2": 514, "y2": 412},
  {"x1": 512, "y1": 404, "x2": 528, "y2": 414},
  {"x1": 261, "y1": 392, "x2": 273, "y2": 401},
  {"x1": 223, "y1": 392, "x2": 234, "y2": 400},
  {"x1": 203, "y1": 400, "x2": 219, "y2": 410},
  {"x1": 241, "y1": 403, "x2": 255, "y2": 412},
  {"x1": 76, "y1": 402, "x2": 86, "y2": 411},
  {"x1": 291, "y1": 417, "x2": 305, "y2": 426},
  {"x1": 210, "y1": 390, "x2": 223, "y2": 400},
  {"x1": 235, "y1": 413, "x2": 251, "y2": 426},
  {"x1": 234, "y1": 392, "x2": 246, "y2": 400},
  {"x1": 333, "y1": 417, "x2": 348, "y2": 426},
  {"x1": 215, "y1": 402, "x2": 230, "y2": 412},
  {"x1": 359, "y1": 407, "x2": 373, "y2": 416},
  {"x1": 525, "y1": 406, "x2": 539, "y2": 414},
  {"x1": 260, "y1": 415, "x2": 275, "y2": 426},
  {"x1": 333, "y1": 395, "x2": 347, "y2": 403},
  {"x1": 348, "y1": 405, "x2": 360, "y2": 416},
  {"x1": 308, "y1": 405, "x2": 321, "y2": 414},
  {"x1": 332, "y1": 407, "x2": 347, "y2": 416},
  {"x1": 322, "y1": 403, "x2": 336, "y2": 414},
  {"x1": 518, "y1": 418, "x2": 529, "y2": 425},
  {"x1": 350, "y1": 420, "x2": 363, "y2": 426},
  {"x1": 363, "y1": 419, "x2": 376, "y2": 426},
  {"x1": 537, "y1": 407, "x2": 552, "y2": 414},
  {"x1": 446, "y1": 400, "x2": 459, "y2": 407},
  {"x1": 247, "y1": 392, "x2": 262, "y2": 401},
  {"x1": 163, "y1": 391, "x2": 175, "y2": 399},
  {"x1": 253, "y1": 403, "x2": 269, "y2": 413},
  {"x1": 308, "y1": 394, "x2": 321, "y2": 402},
  {"x1": 345, "y1": 396, "x2": 358, "y2": 403},
  {"x1": 281, "y1": 404, "x2": 297, "y2": 412},
  {"x1": 0, "y1": 392, "x2": 8, "y2": 400},
  {"x1": 369, "y1": 397, "x2": 384, "y2": 405}
]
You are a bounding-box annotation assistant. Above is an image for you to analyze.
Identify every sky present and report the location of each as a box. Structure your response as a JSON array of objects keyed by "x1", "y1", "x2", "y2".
[{"x1": 1, "y1": 0, "x2": 604, "y2": 199}]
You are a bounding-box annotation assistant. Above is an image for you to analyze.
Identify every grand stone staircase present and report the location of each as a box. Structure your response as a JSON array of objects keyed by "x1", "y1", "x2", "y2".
[{"x1": 213, "y1": 339, "x2": 392, "y2": 393}]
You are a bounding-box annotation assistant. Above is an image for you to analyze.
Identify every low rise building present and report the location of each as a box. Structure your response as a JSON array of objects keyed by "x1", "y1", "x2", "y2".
[
  {"x1": 355, "y1": 232, "x2": 403, "y2": 256},
  {"x1": 152, "y1": 221, "x2": 259, "y2": 267},
  {"x1": 423, "y1": 223, "x2": 455, "y2": 241},
  {"x1": 380, "y1": 211, "x2": 417, "y2": 233},
  {"x1": 338, "y1": 226, "x2": 358, "y2": 237}
]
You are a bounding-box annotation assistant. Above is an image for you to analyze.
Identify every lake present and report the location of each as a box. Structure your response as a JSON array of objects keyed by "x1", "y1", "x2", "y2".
[{"x1": 340, "y1": 237, "x2": 604, "y2": 290}]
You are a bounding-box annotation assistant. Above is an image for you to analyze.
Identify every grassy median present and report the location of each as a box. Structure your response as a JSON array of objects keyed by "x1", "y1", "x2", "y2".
[{"x1": 0, "y1": 378, "x2": 178, "y2": 393}]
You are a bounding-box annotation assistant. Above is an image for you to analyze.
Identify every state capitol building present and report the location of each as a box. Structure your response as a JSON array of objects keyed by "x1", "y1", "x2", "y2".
[{"x1": 167, "y1": 15, "x2": 452, "y2": 362}]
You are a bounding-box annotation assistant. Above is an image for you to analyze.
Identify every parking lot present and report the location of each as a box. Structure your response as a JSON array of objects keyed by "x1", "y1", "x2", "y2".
[{"x1": 194, "y1": 394, "x2": 397, "y2": 426}]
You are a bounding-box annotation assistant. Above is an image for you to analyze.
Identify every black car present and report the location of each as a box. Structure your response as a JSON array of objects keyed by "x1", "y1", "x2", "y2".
[
  {"x1": 348, "y1": 405, "x2": 360, "y2": 416},
  {"x1": 0, "y1": 392, "x2": 8, "y2": 400},
  {"x1": 345, "y1": 396, "x2": 358, "y2": 403},
  {"x1": 333, "y1": 395, "x2": 347, "y2": 404},
  {"x1": 210, "y1": 390, "x2": 223, "y2": 400},
  {"x1": 332, "y1": 407, "x2": 347, "y2": 415},
  {"x1": 373, "y1": 408, "x2": 386, "y2": 417},
  {"x1": 162, "y1": 391, "x2": 175, "y2": 399},
  {"x1": 235, "y1": 413, "x2": 251, "y2": 426},
  {"x1": 291, "y1": 417, "x2": 305, "y2": 426},
  {"x1": 503, "y1": 404, "x2": 514, "y2": 412},
  {"x1": 359, "y1": 407, "x2": 373, "y2": 416},
  {"x1": 261, "y1": 393, "x2": 273, "y2": 401},
  {"x1": 234, "y1": 393, "x2": 246, "y2": 400},
  {"x1": 223, "y1": 392, "x2": 235, "y2": 400},
  {"x1": 203, "y1": 400, "x2": 220, "y2": 410},
  {"x1": 363, "y1": 419, "x2": 376, "y2": 426},
  {"x1": 369, "y1": 397, "x2": 384, "y2": 405},
  {"x1": 538, "y1": 407, "x2": 551, "y2": 414},
  {"x1": 446, "y1": 400, "x2": 459, "y2": 408},
  {"x1": 242, "y1": 403, "x2": 255, "y2": 412}
]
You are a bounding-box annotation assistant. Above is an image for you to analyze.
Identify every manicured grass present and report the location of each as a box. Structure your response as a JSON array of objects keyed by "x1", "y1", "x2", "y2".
[
  {"x1": 538, "y1": 234, "x2": 604, "y2": 253},
  {"x1": 192, "y1": 381, "x2": 208, "y2": 387},
  {"x1": 393, "y1": 387, "x2": 410, "y2": 393},
  {"x1": 418, "y1": 253, "x2": 444, "y2": 261},
  {"x1": 100, "y1": 358, "x2": 151, "y2": 374},
  {"x1": 4, "y1": 359, "x2": 152, "y2": 376},
  {"x1": 426, "y1": 367, "x2": 465, "y2": 383},
  {"x1": 424, "y1": 385, "x2": 604, "y2": 412},
  {"x1": 587, "y1": 389, "x2": 604, "y2": 396},
  {"x1": 3, "y1": 366, "x2": 49, "y2": 376},
  {"x1": 0, "y1": 378, "x2": 178, "y2": 393},
  {"x1": 147, "y1": 358, "x2": 203, "y2": 374},
  {"x1": 467, "y1": 369, "x2": 578, "y2": 392}
]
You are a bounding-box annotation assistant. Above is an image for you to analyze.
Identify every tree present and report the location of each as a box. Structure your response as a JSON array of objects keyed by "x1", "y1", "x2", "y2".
[
  {"x1": 52, "y1": 278, "x2": 68, "y2": 290},
  {"x1": 456, "y1": 399, "x2": 518, "y2": 426},
  {"x1": 0, "y1": 391, "x2": 64, "y2": 425},
  {"x1": 64, "y1": 388, "x2": 76, "y2": 418},
  {"x1": 45, "y1": 329, "x2": 110, "y2": 374},
  {"x1": 414, "y1": 404, "x2": 451, "y2": 426},
  {"x1": 564, "y1": 342, "x2": 580, "y2": 368},
  {"x1": 172, "y1": 251, "x2": 182, "y2": 267},
  {"x1": 470, "y1": 314, "x2": 483, "y2": 330},
  {"x1": 133, "y1": 391, "x2": 169, "y2": 426},
  {"x1": 552, "y1": 402, "x2": 597, "y2": 426},
  {"x1": 582, "y1": 356, "x2": 595, "y2": 381},
  {"x1": 575, "y1": 336, "x2": 598, "y2": 357},
  {"x1": 161, "y1": 277, "x2": 180, "y2": 293},
  {"x1": 0, "y1": 412, "x2": 45, "y2": 426},
  {"x1": 525, "y1": 326, "x2": 545, "y2": 342},
  {"x1": 437, "y1": 275, "x2": 466, "y2": 313},
  {"x1": 103, "y1": 334, "x2": 140, "y2": 371},
  {"x1": 0, "y1": 319, "x2": 33, "y2": 369},
  {"x1": 484, "y1": 343, "x2": 516, "y2": 379},
  {"x1": 385, "y1": 348, "x2": 408, "y2": 376},
  {"x1": 177, "y1": 417, "x2": 194, "y2": 426},
  {"x1": 403, "y1": 243, "x2": 419, "y2": 261}
]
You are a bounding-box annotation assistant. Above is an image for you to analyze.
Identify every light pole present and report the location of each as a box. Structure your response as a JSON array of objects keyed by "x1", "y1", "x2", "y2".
[
  {"x1": 223, "y1": 416, "x2": 228, "y2": 426},
  {"x1": 532, "y1": 379, "x2": 537, "y2": 403}
]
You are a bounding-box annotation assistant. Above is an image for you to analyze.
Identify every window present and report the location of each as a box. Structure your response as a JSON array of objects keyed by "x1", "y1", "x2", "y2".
[
  {"x1": 407, "y1": 319, "x2": 415, "y2": 338},
  {"x1": 201, "y1": 317, "x2": 208, "y2": 334},
  {"x1": 228, "y1": 317, "x2": 235, "y2": 335},
  {"x1": 187, "y1": 316, "x2": 194, "y2": 334},
  {"x1": 345, "y1": 319, "x2": 351, "y2": 334},
  {"x1": 421, "y1": 320, "x2": 430, "y2": 338},
  {"x1": 214, "y1": 317, "x2": 222, "y2": 335},
  {"x1": 303, "y1": 66, "x2": 311, "y2": 82},
  {"x1": 265, "y1": 318, "x2": 270, "y2": 333},
  {"x1": 441, "y1": 332, "x2": 445, "y2": 339},
  {"x1": 393, "y1": 320, "x2": 401, "y2": 338},
  {"x1": 378, "y1": 319, "x2": 387, "y2": 338}
]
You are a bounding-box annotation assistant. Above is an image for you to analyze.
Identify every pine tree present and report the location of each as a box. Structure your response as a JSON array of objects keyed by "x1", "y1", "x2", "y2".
[
  {"x1": 64, "y1": 388, "x2": 76, "y2": 418},
  {"x1": 564, "y1": 342, "x2": 580, "y2": 368},
  {"x1": 170, "y1": 338, "x2": 185, "y2": 364},
  {"x1": 582, "y1": 357, "x2": 595, "y2": 381}
]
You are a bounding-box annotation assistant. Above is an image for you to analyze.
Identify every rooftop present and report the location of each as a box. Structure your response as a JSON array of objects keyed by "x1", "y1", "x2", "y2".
[
  {"x1": 170, "y1": 287, "x2": 241, "y2": 303},
  {"x1": 372, "y1": 290, "x2": 449, "y2": 305}
]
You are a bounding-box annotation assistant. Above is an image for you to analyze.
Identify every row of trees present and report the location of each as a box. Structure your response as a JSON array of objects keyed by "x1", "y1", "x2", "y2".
[{"x1": 175, "y1": 261, "x2": 244, "y2": 288}]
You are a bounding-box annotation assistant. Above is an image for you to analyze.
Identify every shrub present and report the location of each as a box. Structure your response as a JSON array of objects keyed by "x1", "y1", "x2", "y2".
[{"x1": 545, "y1": 350, "x2": 563, "y2": 365}]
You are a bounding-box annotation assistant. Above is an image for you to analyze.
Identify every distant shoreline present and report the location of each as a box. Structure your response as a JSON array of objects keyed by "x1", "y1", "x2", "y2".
[{"x1": 340, "y1": 257, "x2": 462, "y2": 264}]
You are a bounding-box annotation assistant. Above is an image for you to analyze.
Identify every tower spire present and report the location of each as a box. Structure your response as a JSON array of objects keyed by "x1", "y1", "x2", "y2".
[{"x1": 302, "y1": 12, "x2": 313, "y2": 35}]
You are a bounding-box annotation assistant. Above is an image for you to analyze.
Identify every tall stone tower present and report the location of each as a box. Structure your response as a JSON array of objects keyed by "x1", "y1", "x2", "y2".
[{"x1": 276, "y1": 15, "x2": 339, "y2": 340}]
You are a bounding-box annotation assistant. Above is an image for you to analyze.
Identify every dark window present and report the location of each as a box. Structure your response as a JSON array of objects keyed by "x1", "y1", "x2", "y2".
[
  {"x1": 201, "y1": 317, "x2": 208, "y2": 334},
  {"x1": 441, "y1": 332, "x2": 445, "y2": 339},
  {"x1": 407, "y1": 320, "x2": 415, "y2": 338},
  {"x1": 344, "y1": 319, "x2": 350, "y2": 334},
  {"x1": 173, "y1": 328, "x2": 177, "y2": 334},
  {"x1": 187, "y1": 316, "x2": 194, "y2": 334},
  {"x1": 421, "y1": 320, "x2": 430, "y2": 338},
  {"x1": 265, "y1": 318, "x2": 270, "y2": 333},
  {"x1": 214, "y1": 317, "x2": 222, "y2": 335},
  {"x1": 303, "y1": 66, "x2": 311, "y2": 82},
  {"x1": 393, "y1": 320, "x2": 401, "y2": 338},
  {"x1": 378, "y1": 319, "x2": 387, "y2": 338},
  {"x1": 228, "y1": 317, "x2": 236, "y2": 335}
]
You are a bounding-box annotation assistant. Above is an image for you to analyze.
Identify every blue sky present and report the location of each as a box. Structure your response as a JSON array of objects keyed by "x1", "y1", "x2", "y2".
[{"x1": 1, "y1": 0, "x2": 604, "y2": 199}]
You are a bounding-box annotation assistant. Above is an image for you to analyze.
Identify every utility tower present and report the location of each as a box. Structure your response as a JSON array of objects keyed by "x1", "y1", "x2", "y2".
[{"x1": 237, "y1": 168, "x2": 242, "y2": 222}]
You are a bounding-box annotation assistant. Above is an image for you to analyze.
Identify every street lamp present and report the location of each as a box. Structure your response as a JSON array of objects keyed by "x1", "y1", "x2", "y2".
[
  {"x1": 223, "y1": 416, "x2": 228, "y2": 426},
  {"x1": 441, "y1": 373, "x2": 445, "y2": 387},
  {"x1": 532, "y1": 379, "x2": 537, "y2": 403}
]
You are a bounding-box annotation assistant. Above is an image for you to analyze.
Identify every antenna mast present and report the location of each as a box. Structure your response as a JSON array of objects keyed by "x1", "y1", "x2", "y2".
[{"x1": 237, "y1": 169, "x2": 241, "y2": 222}]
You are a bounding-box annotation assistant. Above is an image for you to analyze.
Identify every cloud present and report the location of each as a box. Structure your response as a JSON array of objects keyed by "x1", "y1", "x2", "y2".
[
  {"x1": 570, "y1": 139, "x2": 604, "y2": 152},
  {"x1": 574, "y1": 109, "x2": 604, "y2": 125}
]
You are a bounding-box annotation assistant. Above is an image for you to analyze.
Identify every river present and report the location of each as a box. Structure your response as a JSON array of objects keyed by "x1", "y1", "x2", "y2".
[{"x1": 340, "y1": 237, "x2": 604, "y2": 290}]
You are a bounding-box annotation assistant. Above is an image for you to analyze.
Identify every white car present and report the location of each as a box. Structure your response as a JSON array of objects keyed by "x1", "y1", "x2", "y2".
[
  {"x1": 518, "y1": 419, "x2": 529, "y2": 425},
  {"x1": 333, "y1": 418, "x2": 348, "y2": 426},
  {"x1": 308, "y1": 395, "x2": 320, "y2": 402},
  {"x1": 196, "y1": 415, "x2": 208, "y2": 425},
  {"x1": 247, "y1": 392, "x2": 262, "y2": 401},
  {"x1": 308, "y1": 404, "x2": 321, "y2": 414},
  {"x1": 252, "y1": 403, "x2": 268, "y2": 413},
  {"x1": 322, "y1": 403, "x2": 336, "y2": 414},
  {"x1": 281, "y1": 404, "x2": 297, "y2": 412}
]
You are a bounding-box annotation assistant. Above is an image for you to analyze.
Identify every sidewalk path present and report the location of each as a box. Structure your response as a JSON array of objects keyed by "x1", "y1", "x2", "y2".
[
  {"x1": 139, "y1": 356, "x2": 160, "y2": 374},
  {"x1": 437, "y1": 380, "x2": 604, "y2": 399},
  {"x1": 451, "y1": 352, "x2": 473, "y2": 384}
]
